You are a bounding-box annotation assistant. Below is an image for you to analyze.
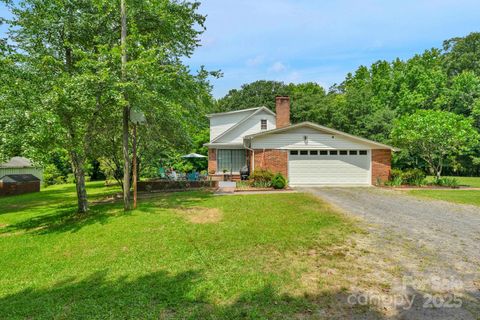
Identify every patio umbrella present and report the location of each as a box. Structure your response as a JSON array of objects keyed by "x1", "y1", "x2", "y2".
[{"x1": 181, "y1": 153, "x2": 207, "y2": 158}]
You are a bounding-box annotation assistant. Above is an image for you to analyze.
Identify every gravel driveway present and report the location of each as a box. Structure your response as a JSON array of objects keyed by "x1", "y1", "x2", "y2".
[{"x1": 300, "y1": 187, "x2": 480, "y2": 319}]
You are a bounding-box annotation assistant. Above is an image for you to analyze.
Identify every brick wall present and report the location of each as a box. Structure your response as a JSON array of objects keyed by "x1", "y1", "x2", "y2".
[
  {"x1": 371, "y1": 149, "x2": 391, "y2": 185},
  {"x1": 208, "y1": 149, "x2": 217, "y2": 174},
  {"x1": 253, "y1": 149, "x2": 288, "y2": 177}
]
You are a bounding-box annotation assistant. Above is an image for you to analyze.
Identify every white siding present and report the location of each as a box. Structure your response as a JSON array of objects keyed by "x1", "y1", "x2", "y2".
[
  {"x1": 251, "y1": 127, "x2": 374, "y2": 150},
  {"x1": 288, "y1": 152, "x2": 371, "y2": 185},
  {"x1": 209, "y1": 109, "x2": 256, "y2": 142},
  {"x1": 0, "y1": 168, "x2": 44, "y2": 182},
  {"x1": 215, "y1": 110, "x2": 276, "y2": 144}
]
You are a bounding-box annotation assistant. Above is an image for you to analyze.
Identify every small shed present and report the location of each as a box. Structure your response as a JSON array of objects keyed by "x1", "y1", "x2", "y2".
[
  {"x1": 0, "y1": 174, "x2": 41, "y2": 196},
  {"x1": 0, "y1": 157, "x2": 43, "y2": 182}
]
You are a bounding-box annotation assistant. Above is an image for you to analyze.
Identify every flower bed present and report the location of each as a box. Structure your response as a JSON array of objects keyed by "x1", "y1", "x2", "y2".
[{"x1": 138, "y1": 180, "x2": 218, "y2": 192}]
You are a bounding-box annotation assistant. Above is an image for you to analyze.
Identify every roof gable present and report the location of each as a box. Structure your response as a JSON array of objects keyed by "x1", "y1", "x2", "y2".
[
  {"x1": 211, "y1": 107, "x2": 276, "y2": 143},
  {"x1": 244, "y1": 122, "x2": 398, "y2": 150}
]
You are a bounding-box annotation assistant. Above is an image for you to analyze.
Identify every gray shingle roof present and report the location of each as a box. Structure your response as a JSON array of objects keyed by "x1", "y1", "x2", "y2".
[{"x1": 0, "y1": 174, "x2": 41, "y2": 182}]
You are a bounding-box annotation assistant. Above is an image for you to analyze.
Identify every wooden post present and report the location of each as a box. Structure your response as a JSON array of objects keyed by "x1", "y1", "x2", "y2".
[{"x1": 132, "y1": 123, "x2": 137, "y2": 209}]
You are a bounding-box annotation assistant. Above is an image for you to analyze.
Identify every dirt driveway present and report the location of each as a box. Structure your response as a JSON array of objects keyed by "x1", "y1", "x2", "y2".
[{"x1": 300, "y1": 187, "x2": 480, "y2": 320}]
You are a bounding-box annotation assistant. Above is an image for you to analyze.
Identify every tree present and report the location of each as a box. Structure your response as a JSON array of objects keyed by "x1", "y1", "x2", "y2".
[
  {"x1": 443, "y1": 32, "x2": 480, "y2": 77},
  {"x1": 2, "y1": 0, "x2": 214, "y2": 213},
  {"x1": 391, "y1": 110, "x2": 479, "y2": 178},
  {"x1": 216, "y1": 80, "x2": 289, "y2": 112},
  {"x1": 287, "y1": 82, "x2": 326, "y2": 123}
]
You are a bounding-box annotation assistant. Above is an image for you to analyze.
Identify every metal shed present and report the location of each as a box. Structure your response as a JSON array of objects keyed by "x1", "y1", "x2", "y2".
[
  {"x1": 0, "y1": 157, "x2": 43, "y2": 182},
  {"x1": 0, "y1": 174, "x2": 41, "y2": 196}
]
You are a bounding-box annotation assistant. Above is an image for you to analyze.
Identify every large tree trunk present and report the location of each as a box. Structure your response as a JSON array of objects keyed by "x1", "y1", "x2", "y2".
[
  {"x1": 71, "y1": 152, "x2": 88, "y2": 213},
  {"x1": 121, "y1": 0, "x2": 131, "y2": 210}
]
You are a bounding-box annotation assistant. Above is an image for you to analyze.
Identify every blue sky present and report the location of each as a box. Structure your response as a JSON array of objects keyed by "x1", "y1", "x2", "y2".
[{"x1": 2, "y1": 1, "x2": 480, "y2": 98}]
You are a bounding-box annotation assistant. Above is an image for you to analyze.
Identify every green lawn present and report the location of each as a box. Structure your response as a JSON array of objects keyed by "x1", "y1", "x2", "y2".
[
  {"x1": 408, "y1": 189, "x2": 480, "y2": 206},
  {"x1": 0, "y1": 182, "x2": 359, "y2": 319},
  {"x1": 409, "y1": 176, "x2": 480, "y2": 206},
  {"x1": 426, "y1": 175, "x2": 480, "y2": 187}
]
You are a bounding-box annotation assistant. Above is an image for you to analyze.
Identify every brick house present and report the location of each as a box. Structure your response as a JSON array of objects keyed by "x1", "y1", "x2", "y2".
[{"x1": 205, "y1": 97, "x2": 397, "y2": 186}]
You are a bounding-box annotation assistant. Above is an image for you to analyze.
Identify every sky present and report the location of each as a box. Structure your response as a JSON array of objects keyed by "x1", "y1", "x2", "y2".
[{"x1": 2, "y1": 1, "x2": 480, "y2": 98}]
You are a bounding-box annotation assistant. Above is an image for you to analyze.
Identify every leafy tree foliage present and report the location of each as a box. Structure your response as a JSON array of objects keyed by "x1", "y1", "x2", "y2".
[
  {"x1": 391, "y1": 110, "x2": 479, "y2": 178},
  {"x1": 1, "y1": 0, "x2": 214, "y2": 212}
]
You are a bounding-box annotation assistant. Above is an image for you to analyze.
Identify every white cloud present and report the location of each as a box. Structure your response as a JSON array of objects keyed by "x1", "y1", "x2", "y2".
[
  {"x1": 246, "y1": 55, "x2": 265, "y2": 67},
  {"x1": 269, "y1": 61, "x2": 286, "y2": 73}
]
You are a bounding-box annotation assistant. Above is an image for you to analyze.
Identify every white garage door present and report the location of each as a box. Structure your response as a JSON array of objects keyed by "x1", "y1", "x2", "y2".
[{"x1": 288, "y1": 150, "x2": 371, "y2": 185}]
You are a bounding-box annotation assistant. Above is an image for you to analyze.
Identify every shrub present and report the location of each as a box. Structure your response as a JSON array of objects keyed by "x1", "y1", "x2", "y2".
[
  {"x1": 401, "y1": 169, "x2": 426, "y2": 186},
  {"x1": 54, "y1": 175, "x2": 66, "y2": 185},
  {"x1": 385, "y1": 175, "x2": 403, "y2": 187},
  {"x1": 388, "y1": 168, "x2": 426, "y2": 186},
  {"x1": 434, "y1": 177, "x2": 459, "y2": 188},
  {"x1": 66, "y1": 173, "x2": 75, "y2": 184},
  {"x1": 271, "y1": 173, "x2": 287, "y2": 189},
  {"x1": 43, "y1": 164, "x2": 63, "y2": 186},
  {"x1": 252, "y1": 180, "x2": 271, "y2": 188},
  {"x1": 250, "y1": 169, "x2": 274, "y2": 184}
]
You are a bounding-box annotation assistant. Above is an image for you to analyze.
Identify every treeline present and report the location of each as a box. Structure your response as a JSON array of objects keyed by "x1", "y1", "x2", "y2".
[{"x1": 216, "y1": 33, "x2": 480, "y2": 175}]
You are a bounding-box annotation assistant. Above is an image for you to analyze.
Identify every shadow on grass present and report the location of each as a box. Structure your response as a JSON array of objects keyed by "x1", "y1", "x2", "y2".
[
  {"x1": 1, "y1": 191, "x2": 212, "y2": 236},
  {"x1": 0, "y1": 269, "x2": 389, "y2": 319},
  {"x1": 2, "y1": 268, "x2": 476, "y2": 319},
  {"x1": 0, "y1": 182, "x2": 119, "y2": 215}
]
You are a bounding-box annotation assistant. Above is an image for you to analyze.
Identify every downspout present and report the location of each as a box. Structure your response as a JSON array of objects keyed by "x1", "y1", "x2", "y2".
[{"x1": 243, "y1": 138, "x2": 255, "y2": 172}]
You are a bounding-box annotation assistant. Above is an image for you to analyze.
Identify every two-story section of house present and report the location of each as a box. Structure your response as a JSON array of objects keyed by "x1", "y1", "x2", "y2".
[{"x1": 205, "y1": 96, "x2": 397, "y2": 186}]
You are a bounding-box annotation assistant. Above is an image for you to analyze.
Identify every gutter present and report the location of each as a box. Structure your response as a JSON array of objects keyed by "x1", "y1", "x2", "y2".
[{"x1": 243, "y1": 138, "x2": 255, "y2": 172}]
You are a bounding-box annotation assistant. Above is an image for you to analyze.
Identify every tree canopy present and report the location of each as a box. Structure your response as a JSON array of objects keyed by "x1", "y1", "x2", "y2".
[
  {"x1": 391, "y1": 110, "x2": 479, "y2": 178},
  {"x1": 0, "y1": 0, "x2": 214, "y2": 212}
]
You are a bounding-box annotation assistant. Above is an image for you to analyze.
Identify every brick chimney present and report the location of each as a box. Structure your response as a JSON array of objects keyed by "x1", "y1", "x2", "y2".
[{"x1": 275, "y1": 96, "x2": 290, "y2": 128}]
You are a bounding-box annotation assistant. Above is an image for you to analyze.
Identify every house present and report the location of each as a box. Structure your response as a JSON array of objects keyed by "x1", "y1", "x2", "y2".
[
  {"x1": 205, "y1": 96, "x2": 396, "y2": 186},
  {"x1": 0, "y1": 157, "x2": 43, "y2": 182}
]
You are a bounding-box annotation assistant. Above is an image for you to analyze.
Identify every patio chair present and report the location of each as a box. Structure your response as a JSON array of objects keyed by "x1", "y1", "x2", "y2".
[{"x1": 158, "y1": 167, "x2": 168, "y2": 180}]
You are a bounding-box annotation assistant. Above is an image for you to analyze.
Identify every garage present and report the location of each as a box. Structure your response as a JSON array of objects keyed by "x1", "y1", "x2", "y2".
[{"x1": 288, "y1": 149, "x2": 371, "y2": 185}]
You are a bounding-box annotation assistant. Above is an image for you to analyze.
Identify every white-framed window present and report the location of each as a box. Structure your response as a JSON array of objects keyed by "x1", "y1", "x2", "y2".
[
  {"x1": 359, "y1": 150, "x2": 368, "y2": 155},
  {"x1": 260, "y1": 119, "x2": 267, "y2": 130},
  {"x1": 319, "y1": 150, "x2": 328, "y2": 155},
  {"x1": 290, "y1": 150, "x2": 298, "y2": 155},
  {"x1": 217, "y1": 149, "x2": 246, "y2": 173},
  {"x1": 349, "y1": 150, "x2": 358, "y2": 155}
]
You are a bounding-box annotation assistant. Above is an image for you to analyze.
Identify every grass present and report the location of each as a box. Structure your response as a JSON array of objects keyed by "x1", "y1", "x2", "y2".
[
  {"x1": 408, "y1": 176, "x2": 480, "y2": 206},
  {"x1": 408, "y1": 189, "x2": 480, "y2": 206},
  {"x1": 425, "y1": 175, "x2": 480, "y2": 187},
  {"x1": 0, "y1": 182, "x2": 369, "y2": 319}
]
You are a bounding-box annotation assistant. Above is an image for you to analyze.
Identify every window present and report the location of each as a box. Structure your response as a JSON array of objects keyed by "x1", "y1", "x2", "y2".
[
  {"x1": 290, "y1": 150, "x2": 298, "y2": 155},
  {"x1": 300, "y1": 150, "x2": 308, "y2": 155},
  {"x1": 319, "y1": 150, "x2": 328, "y2": 155},
  {"x1": 260, "y1": 119, "x2": 267, "y2": 130},
  {"x1": 310, "y1": 150, "x2": 318, "y2": 155},
  {"x1": 330, "y1": 150, "x2": 338, "y2": 155},
  {"x1": 349, "y1": 150, "x2": 358, "y2": 155},
  {"x1": 339, "y1": 150, "x2": 348, "y2": 155},
  {"x1": 217, "y1": 149, "x2": 246, "y2": 173},
  {"x1": 359, "y1": 150, "x2": 368, "y2": 155}
]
